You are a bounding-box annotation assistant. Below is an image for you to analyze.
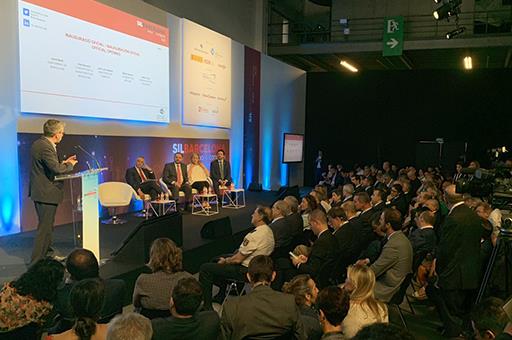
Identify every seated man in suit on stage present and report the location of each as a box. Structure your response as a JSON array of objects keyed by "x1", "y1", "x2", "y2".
[
  {"x1": 162, "y1": 152, "x2": 192, "y2": 209},
  {"x1": 151, "y1": 277, "x2": 220, "y2": 340},
  {"x1": 209, "y1": 149, "x2": 232, "y2": 197},
  {"x1": 198, "y1": 206, "x2": 274, "y2": 310},
  {"x1": 54, "y1": 249, "x2": 126, "y2": 331},
  {"x1": 356, "y1": 208, "x2": 413, "y2": 303},
  {"x1": 220, "y1": 255, "x2": 305, "y2": 340},
  {"x1": 125, "y1": 156, "x2": 163, "y2": 200}
]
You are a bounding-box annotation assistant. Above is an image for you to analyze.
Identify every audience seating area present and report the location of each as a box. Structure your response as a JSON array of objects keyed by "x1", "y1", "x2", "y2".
[{"x1": 1, "y1": 161, "x2": 512, "y2": 340}]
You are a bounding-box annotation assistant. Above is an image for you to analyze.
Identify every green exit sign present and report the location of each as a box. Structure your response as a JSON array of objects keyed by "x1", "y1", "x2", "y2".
[{"x1": 383, "y1": 16, "x2": 404, "y2": 57}]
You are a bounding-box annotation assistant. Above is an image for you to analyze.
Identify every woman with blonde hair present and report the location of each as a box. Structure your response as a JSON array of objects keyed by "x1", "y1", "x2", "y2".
[
  {"x1": 187, "y1": 152, "x2": 211, "y2": 193},
  {"x1": 132, "y1": 238, "x2": 192, "y2": 319},
  {"x1": 342, "y1": 264, "x2": 388, "y2": 338}
]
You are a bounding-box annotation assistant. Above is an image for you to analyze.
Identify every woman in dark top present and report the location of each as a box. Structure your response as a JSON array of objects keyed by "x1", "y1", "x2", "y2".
[{"x1": 283, "y1": 274, "x2": 322, "y2": 340}]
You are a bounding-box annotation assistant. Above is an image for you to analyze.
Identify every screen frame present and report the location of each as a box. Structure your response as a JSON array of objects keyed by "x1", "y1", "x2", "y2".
[{"x1": 282, "y1": 132, "x2": 304, "y2": 164}]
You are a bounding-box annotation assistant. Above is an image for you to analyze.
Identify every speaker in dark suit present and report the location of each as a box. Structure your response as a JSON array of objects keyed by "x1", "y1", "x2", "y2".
[
  {"x1": 29, "y1": 120, "x2": 77, "y2": 263},
  {"x1": 125, "y1": 157, "x2": 163, "y2": 200},
  {"x1": 209, "y1": 149, "x2": 232, "y2": 196},
  {"x1": 162, "y1": 153, "x2": 192, "y2": 204}
]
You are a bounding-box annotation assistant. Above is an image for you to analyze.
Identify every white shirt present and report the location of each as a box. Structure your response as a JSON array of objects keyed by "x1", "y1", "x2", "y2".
[
  {"x1": 45, "y1": 137, "x2": 57, "y2": 152},
  {"x1": 239, "y1": 224, "x2": 275, "y2": 267},
  {"x1": 449, "y1": 201, "x2": 465, "y2": 215}
]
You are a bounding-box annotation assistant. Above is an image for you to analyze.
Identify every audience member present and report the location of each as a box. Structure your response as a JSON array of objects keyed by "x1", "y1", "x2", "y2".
[
  {"x1": 352, "y1": 322, "x2": 416, "y2": 340},
  {"x1": 284, "y1": 195, "x2": 305, "y2": 239},
  {"x1": 0, "y1": 259, "x2": 64, "y2": 338},
  {"x1": 220, "y1": 255, "x2": 305, "y2": 339},
  {"x1": 151, "y1": 277, "x2": 219, "y2": 340},
  {"x1": 327, "y1": 207, "x2": 359, "y2": 280},
  {"x1": 472, "y1": 297, "x2": 512, "y2": 340},
  {"x1": 55, "y1": 249, "x2": 126, "y2": 330},
  {"x1": 428, "y1": 184, "x2": 488, "y2": 337},
  {"x1": 353, "y1": 192, "x2": 377, "y2": 250},
  {"x1": 106, "y1": 313, "x2": 152, "y2": 340},
  {"x1": 386, "y1": 183, "x2": 408, "y2": 216},
  {"x1": 133, "y1": 238, "x2": 192, "y2": 319},
  {"x1": 342, "y1": 184, "x2": 354, "y2": 202},
  {"x1": 282, "y1": 274, "x2": 322, "y2": 340},
  {"x1": 300, "y1": 194, "x2": 319, "y2": 230},
  {"x1": 370, "y1": 187, "x2": 387, "y2": 215},
  {"x1": 48, "y1": 279, "x2": 107, "y2": 340},
  {"x1": 342, "y1": 264, "x2": 388, "y2": 338},
  {"x1": 199, "y1": 206, "x2": 274, "y2": 310},
  {"x1": 316, "y1": 286, "x2": 350, "y2": 340},
  {"x1": 358, "y1": 216, "x2": 386, "y2": 264},
  {"x1": 162, "y1": 152, "x2": 193, "y2": 209},
  {"x1": 330, "y1": 189, "x2": 343, "y2": 208},
  {"x1": 290, "y1": 209, "x2": 339, "y2": 285},
  {"x1": 187, "y1": 153, "x2": 211, "y2": 193},
  {"x1": 210, "y1": 149, "x2": 232, "y2": 197},
  {"x1": 357, "y1": 208, "x2": 412, "y2": 303},
  {"x1": 409, "y1": 211, "x2": 437, "y2": 270},
  {"x1": 270, "y1": 200, "x2": 294, "y2": 257}
]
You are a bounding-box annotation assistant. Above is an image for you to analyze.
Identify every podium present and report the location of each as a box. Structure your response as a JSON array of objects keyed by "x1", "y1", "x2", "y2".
[{"x1": 55, "y1": 168, "x2": 107, "y2": 260}]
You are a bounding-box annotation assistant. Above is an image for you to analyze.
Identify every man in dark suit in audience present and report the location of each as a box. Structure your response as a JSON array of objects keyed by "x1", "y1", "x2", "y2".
[
  {"x1": 221, "y1": 255, "x2": 305, "y2": 339},
  {"x1": 29, "y1": 119, "x2": 78, "y2": 263},
  {"x1": 162, "y1": 152, "x2": 192, "y2": 209},
  {"x1": 54, "y1": 249, "x2": 126, "y2": 331},
  {"x1": 291, "y1": 209, "x2": 339, "y2": 283},
  {"x1": 125, "y1": 156, "x2": 163, "y2": 200},
  {"x1": 152, "y1": 277, "x2": 220, "y2": 340},
  {"x1": 269, "y1": 200, "x2": 294, "y2": 258},
  {"x1": 210, "y1": 149, "x2": 232, "y2": 196},
  {"x1": 354, "y1": 192, "x2": 377, "y2": 250},
  {"x1": 371, "y1": 188, "x2": 387, "y2": 216},
  {"x1": 409, "y1": 210, "x2": 437, "y2": 269},
  {"x1": 357, "y1": 208, "x2": 412, "y2": 303},
  {"x1": 284, "y1": 195, "x2": 304, "y2": 238},
  {"x1": 428, "y1": 185, "x2": 487, "y2": 337},
  {"x1": 328, "y1": 207, "x2": 360, "y2": 281}
]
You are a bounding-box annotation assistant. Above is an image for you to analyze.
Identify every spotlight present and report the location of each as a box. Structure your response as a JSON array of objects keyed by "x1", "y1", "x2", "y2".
[
  {"x1": 433, "y1": 0, "x2": 442, "y2": 3},
  {"x1": 446, "y1": 26, "x2": 466, "y2": 39},
  {"x1": 433, "y1": 0, "x2": 462, "y2": 20},
  {"x1": 463, "y1": 56, "x2": 472, "y2": 70},
  {"x1": 339, "y1": 60, "x2": 358, "y2": 72}
]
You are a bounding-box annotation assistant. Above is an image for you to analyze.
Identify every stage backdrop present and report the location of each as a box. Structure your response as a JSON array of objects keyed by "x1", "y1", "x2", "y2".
[{"x1": 18, "y1": 133, "x2": 229, "y2": 232}]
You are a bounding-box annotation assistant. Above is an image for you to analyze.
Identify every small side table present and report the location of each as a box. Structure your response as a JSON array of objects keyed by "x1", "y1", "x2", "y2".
[
  {"x1": 148, "y1": 199, "x2": 176, "y2": 218},
  {"x1": 222, "y1": 189, "x2": 246, "y2": 209},
  {"x1": 192, "y1": 194, "x2": 219, "y2": 216}
]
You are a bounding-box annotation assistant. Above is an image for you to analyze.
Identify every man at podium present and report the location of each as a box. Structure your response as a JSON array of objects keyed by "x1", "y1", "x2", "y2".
[{"x1": 29, "y1": 119, "x2": 78, "y2": 263}]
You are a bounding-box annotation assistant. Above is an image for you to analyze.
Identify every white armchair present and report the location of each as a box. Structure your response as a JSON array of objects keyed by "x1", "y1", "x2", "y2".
[{"x1": 98, "y1": 181, "x2": 141, "y2": 224}]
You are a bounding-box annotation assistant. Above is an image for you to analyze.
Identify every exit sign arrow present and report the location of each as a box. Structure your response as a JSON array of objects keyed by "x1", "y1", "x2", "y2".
[{"x1": 386, "y1": 38, "x2": 398, "y2": 49}]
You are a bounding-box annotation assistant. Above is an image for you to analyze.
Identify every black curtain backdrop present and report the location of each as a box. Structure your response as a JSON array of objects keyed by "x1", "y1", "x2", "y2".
[{"x1": 304, "y1": 69, "x2": 512, "y2": 185}]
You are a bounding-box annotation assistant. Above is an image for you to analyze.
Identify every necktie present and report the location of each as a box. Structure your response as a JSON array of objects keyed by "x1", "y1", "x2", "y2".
[
  {"x1": 138, "y1": 168, "x2": 147, "y2": 182},
  {"x1": 176, "y1": 163, "x2": 183, "y2": 187},
  {"x1": 219, "y1": 160, "x2": 224, "y2": 179}
]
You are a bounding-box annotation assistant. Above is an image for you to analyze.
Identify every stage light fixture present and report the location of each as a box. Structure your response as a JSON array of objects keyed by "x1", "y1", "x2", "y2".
[
  {"x1": 433, "y1": 0, "x2": 462, "y2": 20},
  {"x1": 463, "y1": 56, "x2": 472, "y2": 70},
  {"x1": 446, "y1": 26, "x2": 466, "y2": 39},
  {"x1": 433, "y1": 0, "x2": 442, "y2": 3},
  {"x1": 339, "y1": 60, "x2": 358, "y2": 72}
]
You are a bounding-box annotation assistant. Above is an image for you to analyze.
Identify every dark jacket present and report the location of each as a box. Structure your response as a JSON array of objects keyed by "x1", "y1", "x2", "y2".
[
  {"x1": 152, "y1": 311, "x2": 220, "y2": 340},
  {"x1": 270, "y1": 217, "x2": 294, "y2": 252},
  {"x1": 29, "y1": 137, "x2": 73, "y2": 204},
  {"x1": 298, "y1": 229, "x2": 339, "y2": 278},
  {"x1": 221, "y1": 285, "x2": 305, "y2": 340},
  {"x1": 437, "y1": 203, "x2": 485, "y2": 290},
  {"x1": 162, "y1": 162, "x2": 189, "y2": 186},
  {"x1": 210, "y1": 159, "x2": 232, "y2": 183},
  {"x1": 125, "y1": 166, "x2": 156, "y2": 190}
]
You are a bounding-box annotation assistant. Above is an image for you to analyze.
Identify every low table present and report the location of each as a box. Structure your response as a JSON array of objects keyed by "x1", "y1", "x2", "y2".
[
  {"x1": 222, "y1": 188, "x2": 246, "y2": 209},
  {"x1": 148, "y1": 199, "x2": 176, "y2": 218},
  {"x1": 192, "y1": 194, "x2": 219, "y2": 216}
]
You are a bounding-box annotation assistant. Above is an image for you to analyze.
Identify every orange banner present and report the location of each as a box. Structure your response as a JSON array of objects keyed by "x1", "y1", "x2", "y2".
[{"x1": 22, "y1": 0, "x2": 169, "y2": 47}]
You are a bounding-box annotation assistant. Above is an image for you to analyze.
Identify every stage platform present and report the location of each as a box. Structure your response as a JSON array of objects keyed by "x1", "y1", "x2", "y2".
[{"x1": 0, "y1": 190, "x2": 278, "y2": 284}]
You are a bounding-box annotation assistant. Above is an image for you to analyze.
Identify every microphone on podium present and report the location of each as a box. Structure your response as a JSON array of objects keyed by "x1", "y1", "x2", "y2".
[{"x1": 74, "y1": 145, "x2": 101, "y2": 169}]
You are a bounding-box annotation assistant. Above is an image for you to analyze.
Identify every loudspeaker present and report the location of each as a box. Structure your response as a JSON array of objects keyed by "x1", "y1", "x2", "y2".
[
  {"x1": 200, "y1": 216, "x2": 232, "y2": 239},
  {"x1": 248, "y1": 182, "x2": 262, "y2": 192},
  {"x1": 110, "y1": 212, "x2": 183, "y2": 264},
  {"x1": 275, "y1": 185, "x2": 300, "y2": 202}
]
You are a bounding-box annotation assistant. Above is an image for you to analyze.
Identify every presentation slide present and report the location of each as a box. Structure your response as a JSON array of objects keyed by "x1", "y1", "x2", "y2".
[
  {"x1": 283, "y1": 133, "x2": 304, "y2": 163},
  {"x1": 182, "y1": 19, "x2": 231, "y2": 128},
  {"x1": 18, "y1": 0, "x2": 170, "y2": 123}
]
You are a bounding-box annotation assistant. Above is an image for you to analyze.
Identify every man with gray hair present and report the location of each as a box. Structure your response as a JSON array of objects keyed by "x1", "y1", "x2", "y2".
[
  {"x1": 107, "y1": 312, "x2": 153, "y2": 340},
  {"x1": 284, "y1": 196, "x2": 303, "y2": 236},
  {"x1": 30, "y1": 119, "x2": 78, "y2": 263},
  {"x1": 269, "y1": 200, "x2": 293, "y2": 258},
  {"x1": 342, "y1": 184, "x2": 354, "y2": 203}
]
